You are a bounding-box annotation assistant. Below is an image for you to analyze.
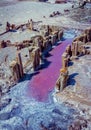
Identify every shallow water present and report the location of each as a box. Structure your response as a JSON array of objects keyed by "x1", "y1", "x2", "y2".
[
  {"x1": 27, "y1": 30, "x2": 76, "y2": 102},
  {"x1": 0, "y1": 30, "x2": 77, "y2": 130},
  {"x1": 28, "y1": 38, "x2": 73, "y2": 102}
]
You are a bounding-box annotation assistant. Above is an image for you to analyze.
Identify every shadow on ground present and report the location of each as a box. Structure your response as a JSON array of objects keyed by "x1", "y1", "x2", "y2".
[
  {"x1": 67, "y1": 73, "x2": 79, "y2": 86},
  {"x1": 68, "y1": 61, "x2": 74, "y2": 67},
  {"x1": 19, "y1": 71, "x2": 40, "y2": 82}
]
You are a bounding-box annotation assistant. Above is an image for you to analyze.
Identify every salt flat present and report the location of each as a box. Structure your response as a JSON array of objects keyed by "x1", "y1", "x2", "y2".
[{"x1": 0, "y1": 1, "x2": 91, "y2": 129}]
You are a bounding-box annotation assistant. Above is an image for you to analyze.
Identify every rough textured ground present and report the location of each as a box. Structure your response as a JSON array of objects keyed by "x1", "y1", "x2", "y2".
[
  {"x1": 69, "y1": 4, "x2": 91, "y2": 24},
  {"x1": 55, "y1": 54, "x2": 91, "y2": 129},
  {"x1": 0, "y1": 0, "x2": 91, "y2": 129},
  {"x1": 55, "y1": 53, "x2": 91, "y2": 106},
  {"x1": 0, "y1": 34, "x2": 77, "y2": 130},
  {"x1": 0, "y1": 1, "x2": 91, "y2": 42}
]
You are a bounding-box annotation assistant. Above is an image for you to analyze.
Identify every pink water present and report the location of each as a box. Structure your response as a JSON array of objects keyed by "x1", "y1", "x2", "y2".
[{"x1": 28, "y1": 39, "x2": 73, "y2": 102}]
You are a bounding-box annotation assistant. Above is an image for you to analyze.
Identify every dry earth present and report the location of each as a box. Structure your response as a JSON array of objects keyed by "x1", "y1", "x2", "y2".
[{"x1": 0, "y1": 0, "x2": 91, "y2": 130}]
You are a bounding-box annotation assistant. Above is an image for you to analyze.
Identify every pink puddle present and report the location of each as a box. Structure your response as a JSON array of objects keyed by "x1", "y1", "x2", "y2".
[{"x1": 28, "y1": 39, "x2": 73, "y2": 102}]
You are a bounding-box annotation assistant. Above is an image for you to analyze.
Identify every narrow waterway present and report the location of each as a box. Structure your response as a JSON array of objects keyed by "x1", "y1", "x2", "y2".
[
  {"x1": 0, "y1": 30, "x2": 78, "y2": 130},
  {"x1": 28, "y1": 39, "x2": 73, "y2": 102}
]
